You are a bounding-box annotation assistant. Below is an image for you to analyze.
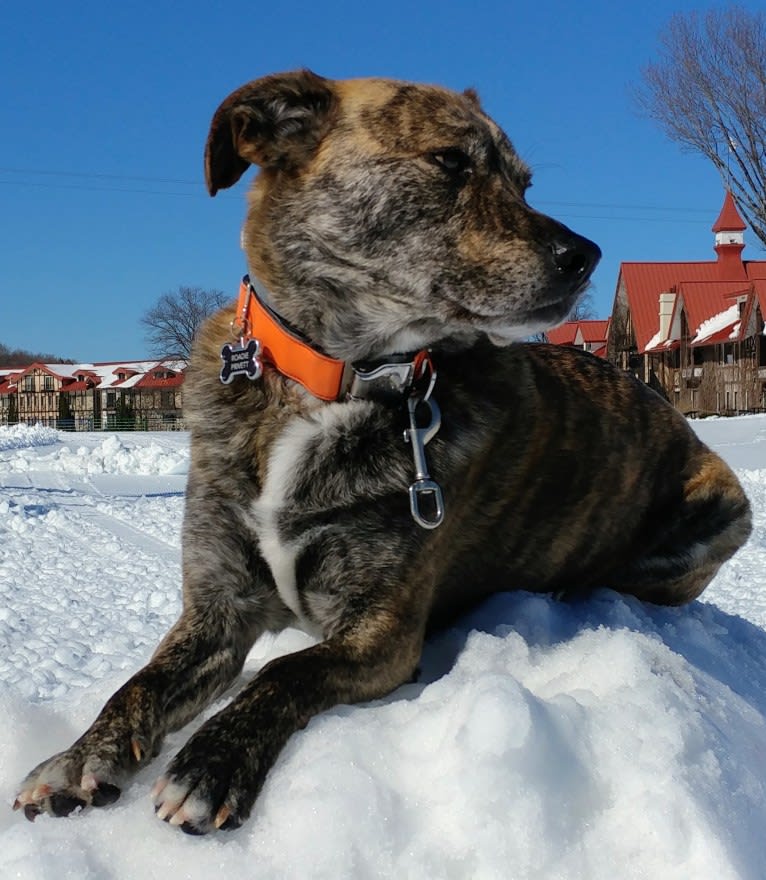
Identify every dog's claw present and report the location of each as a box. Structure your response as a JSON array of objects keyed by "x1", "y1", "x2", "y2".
[
  {"x1": 214, "y1": 804, "x2": 231, "y2": 829},
  {"x1": 131, "y1": 738, "x2": 142, "y2": 763},
  {"x1": 180, "y1": 821, "x2": 206, "y2": 836},
  {"x1": 91, "y1": 783, "x2": 121, "y2": 807},
  {"x1": 23, "y1": 804, "x2": 41, "y2": 822},
  {"x1": 49, "y1": 793, "x2": 86, "y2": 817}
]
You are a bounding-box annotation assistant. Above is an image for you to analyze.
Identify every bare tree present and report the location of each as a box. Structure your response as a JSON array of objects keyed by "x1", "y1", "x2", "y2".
[
  {"x1": 528, "y1": 289, "x2": 598, "y2": 342},
  {"x1": 569, "y1": 289, "x2": 597, "y2": 321},
  {"x1": 141, "y1": 286, "x2": 229, "y2": 360},
  {"x1": 635, "y1": 7, "x2": 766, "y2": 246}
]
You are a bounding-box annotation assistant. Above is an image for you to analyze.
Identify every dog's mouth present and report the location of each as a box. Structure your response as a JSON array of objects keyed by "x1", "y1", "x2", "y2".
[{"x1": 444, "y1": 283, "x2": 586, "y2": 345}]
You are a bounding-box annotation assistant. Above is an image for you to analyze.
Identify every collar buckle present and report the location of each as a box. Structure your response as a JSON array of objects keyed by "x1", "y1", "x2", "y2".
[{"x1": 347, "y1": 354, "x2": 425, "y2": 402}]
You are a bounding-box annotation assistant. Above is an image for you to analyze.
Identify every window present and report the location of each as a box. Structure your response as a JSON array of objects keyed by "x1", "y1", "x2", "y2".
[
  {"x1": 43, "y1": 375, "x2": 54, "y2": 390},
  {"x1": 23, "y1": 375, "x2": 34, "y2": 392}
]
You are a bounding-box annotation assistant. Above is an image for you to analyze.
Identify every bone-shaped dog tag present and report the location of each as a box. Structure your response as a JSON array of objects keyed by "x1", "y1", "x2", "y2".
[{"x1": 220, "y1": 339, "x2": 263, "y2": 384}]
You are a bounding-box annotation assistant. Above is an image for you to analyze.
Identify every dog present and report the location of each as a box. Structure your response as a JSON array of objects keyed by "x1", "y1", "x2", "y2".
[{"x1": 14, "y1": 70, "x2": 752, "y2": 834}]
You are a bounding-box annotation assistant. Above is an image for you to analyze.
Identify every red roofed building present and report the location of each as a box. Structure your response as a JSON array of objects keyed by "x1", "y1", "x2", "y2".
[
  {"x1": 547, "y1": 319, "x2": 609, "y2": 358},
  {"x1": 607, "y1": 191, "x2": 766, "y2": 414},
  {"x1": 0, "y1": 360, "x2": 186, "y2": 430},
  {"x1": 0, "y1": 370, "x2": 21, "y2": 425}
]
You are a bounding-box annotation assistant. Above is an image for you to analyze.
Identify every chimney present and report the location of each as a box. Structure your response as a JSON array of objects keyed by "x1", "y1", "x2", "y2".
[{"x1": 658, "y1": 292, "x2": 676, "y2": 343}]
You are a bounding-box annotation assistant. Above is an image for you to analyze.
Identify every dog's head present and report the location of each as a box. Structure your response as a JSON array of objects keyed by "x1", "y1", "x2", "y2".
[{"x1": 206, "y1": 70, "x2": 600, "y2": 360}]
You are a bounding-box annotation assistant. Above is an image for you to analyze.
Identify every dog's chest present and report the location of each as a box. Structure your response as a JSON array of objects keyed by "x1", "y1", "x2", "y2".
[{"x1": 249, "y1": 400, "x2": 406, "y2": 632}]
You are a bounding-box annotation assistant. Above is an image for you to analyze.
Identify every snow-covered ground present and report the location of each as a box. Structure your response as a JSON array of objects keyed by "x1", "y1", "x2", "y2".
[{"x1": 1, "y1": 417, "x2": 765, "y2": 880}]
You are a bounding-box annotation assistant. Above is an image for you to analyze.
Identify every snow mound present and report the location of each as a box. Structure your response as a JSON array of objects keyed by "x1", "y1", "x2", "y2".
[
  {"x1": 1, "y1": 420, "x2": 765, "y2": 879},
  {"x1": 0, "y1": 424, "x2": 59, "y2": 451},
  {"x1": 1, "y1": 432, "x2": 189, "y2": 476},
  {"x1": 50, "y1": 435, "x2": 188, "y2": 475}
]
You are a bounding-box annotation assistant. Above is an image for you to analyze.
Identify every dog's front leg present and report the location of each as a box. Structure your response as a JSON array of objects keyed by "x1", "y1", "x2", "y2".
[
  {"x1": 151, "y1": 604, "x2": 425, "y2": 834},
  {"x1": 14, "y1": 608, "x2": 254, "y2": 821}
]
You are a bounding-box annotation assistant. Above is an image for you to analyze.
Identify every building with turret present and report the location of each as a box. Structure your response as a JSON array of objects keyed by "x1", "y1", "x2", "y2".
[{"x1": 606, "y1": 190, "x2": 766, "y2": 414}]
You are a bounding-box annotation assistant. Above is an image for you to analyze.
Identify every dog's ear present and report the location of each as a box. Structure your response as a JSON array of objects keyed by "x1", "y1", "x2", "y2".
[
  {"x1": 204, "y1": 69, "x2": 337, "y2": 196},
  {"x1": 462, "y1": 87, "x2": 481, "y2": 107}
]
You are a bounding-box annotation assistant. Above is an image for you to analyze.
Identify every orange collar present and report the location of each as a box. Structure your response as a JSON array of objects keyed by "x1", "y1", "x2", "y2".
[{"x1": 226, "y1": 276, "x2": 433, "y2": 402}]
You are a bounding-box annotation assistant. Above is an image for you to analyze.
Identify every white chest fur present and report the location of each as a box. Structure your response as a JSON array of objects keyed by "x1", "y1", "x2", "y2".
[{"x1": 251, "y1": 401, "x2": 373, "y2": 634}]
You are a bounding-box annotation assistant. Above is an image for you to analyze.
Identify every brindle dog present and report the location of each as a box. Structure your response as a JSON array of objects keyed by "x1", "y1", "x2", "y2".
[{"x1": 15, "y1": 70, "x2": 751, "y2": 834}]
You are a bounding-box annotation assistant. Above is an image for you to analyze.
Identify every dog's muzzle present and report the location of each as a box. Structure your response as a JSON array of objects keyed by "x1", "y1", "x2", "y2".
[{"x1": 550, "y1": 233, "x2": 601, "y2": 289}]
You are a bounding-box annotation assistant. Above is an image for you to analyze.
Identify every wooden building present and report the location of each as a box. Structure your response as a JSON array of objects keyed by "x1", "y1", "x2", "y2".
[
  {"x1": 0, "y1": 360, "x2": 186, "y2": 430},
  {"x1": 546, "y1": 319, "x2": 610, "y2": 358},
  {"x1": 606, "y1": 191, "x2": 766, "y2": 415}
]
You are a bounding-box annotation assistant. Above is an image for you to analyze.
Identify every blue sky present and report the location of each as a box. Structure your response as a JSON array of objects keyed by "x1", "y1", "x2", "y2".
[{"x1": 2, "y1": 0, "x2": 762, "y2": 362}]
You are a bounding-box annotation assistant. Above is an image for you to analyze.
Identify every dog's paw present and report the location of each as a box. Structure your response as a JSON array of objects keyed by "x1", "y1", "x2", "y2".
[
  {"x1": 151, "y1": 721, "x2": 266, "y2": 835},
  {"x1": 13, "y1": 711, "x2": 155, "y2": 822},
  {"x1": 13, "y1": 746, "x2": 125, "y2": 821}
]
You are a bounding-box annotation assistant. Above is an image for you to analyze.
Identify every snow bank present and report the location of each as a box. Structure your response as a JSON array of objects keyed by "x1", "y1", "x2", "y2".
[
  {"x1": 0, "y1": 428, "x2": 189, "y2": 476},
  {"x1": 0, "y1": 424, "x2": 59, "y2": 451},
  {"x1": 46, "y1": 435, "x2": 188, "y2": 476},
  {"x1": 1, "y1": 422, "x2": 766, "y2": 879}
]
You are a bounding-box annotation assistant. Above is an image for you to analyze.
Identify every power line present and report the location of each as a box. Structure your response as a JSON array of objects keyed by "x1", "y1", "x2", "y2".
[
  {"x1": 0, "y1": 179, "x2": 205, "y2": 197},
  {"x1": 536, "y1": 199, "x2": 713, "y2": 216},
  {"x1": 0, "y1": 166, "x2": 199, "y2": 185},
  {"x1": 0, "y1": 166, "x2": 719, "y2": 218}
]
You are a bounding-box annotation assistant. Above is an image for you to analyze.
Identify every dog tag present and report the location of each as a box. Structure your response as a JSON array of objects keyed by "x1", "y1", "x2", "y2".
[{"x1": 220, "y1": 339, "x2": 263, "y2": 384}]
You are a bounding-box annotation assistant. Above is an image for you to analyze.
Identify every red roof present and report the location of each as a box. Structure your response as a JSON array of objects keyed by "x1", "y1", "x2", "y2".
[
  {"x1": 546, "y1": 319, "x2": 609, "y2": 356},
  {"x1": 61, "y1": 380, "x2": 96, "y2": 392},
  {"x1": 0, "y1": 360, "x2": 186, "y2": 393},
  {"x1": 680, "y1": 281, "x2": 748, "y2": 338},
  {"x1": 546, "y1": 323, "x2": 578, "y2": 345},
  {"x1": 134, "y1": 365, "x2": 184, "y2": 389},
  {"x1": 712, "y1": 190, "x2": 746, "y2": 232},
  {"x1": 576, "y1": 319, "x2": 609, "y2": 343},
  {"x1": 693, "y1": 324, "x2": 740, "y2": 346},
  {"x1": 753, "y1": 279, "x2": 766, "y2": 309},
  {"x1": 620, "y1": 261, "x2": 766, "y2": 353},
  {"x1": 618, "y1": 190, "x2": 766, "y2": 353}
]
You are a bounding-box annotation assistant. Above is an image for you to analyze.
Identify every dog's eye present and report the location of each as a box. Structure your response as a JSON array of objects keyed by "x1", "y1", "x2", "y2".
[{"x1": 430, "y1": 149, "x2": 472, "y2": 175}]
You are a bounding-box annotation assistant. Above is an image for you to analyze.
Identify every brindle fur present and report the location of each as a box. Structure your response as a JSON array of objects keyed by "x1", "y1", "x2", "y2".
[{"x1": 15, "y1": 70, "x2": 751, "y2": 834}]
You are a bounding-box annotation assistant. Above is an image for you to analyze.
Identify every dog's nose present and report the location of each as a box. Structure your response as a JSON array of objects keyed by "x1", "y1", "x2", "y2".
[{"x1": 551, "y1": 235, "x2": 601, "y2": 283}]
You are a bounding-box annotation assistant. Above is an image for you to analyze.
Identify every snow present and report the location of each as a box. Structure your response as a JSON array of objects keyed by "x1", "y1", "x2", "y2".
[
  {"x1": 691, "y1": 303, "x2": 740, "y2": 345},
  {"x1": 1, "y1": 417, "x2": 766, "y2": 879},
  {"x1": 643, "y1": 328, "x2": 664, "y2": 351}
]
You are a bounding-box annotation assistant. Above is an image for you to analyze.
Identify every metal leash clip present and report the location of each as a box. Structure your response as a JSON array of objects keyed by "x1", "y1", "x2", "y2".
[{"x1": 404, "y1": 393, "x2": 445, "y2": 529}]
